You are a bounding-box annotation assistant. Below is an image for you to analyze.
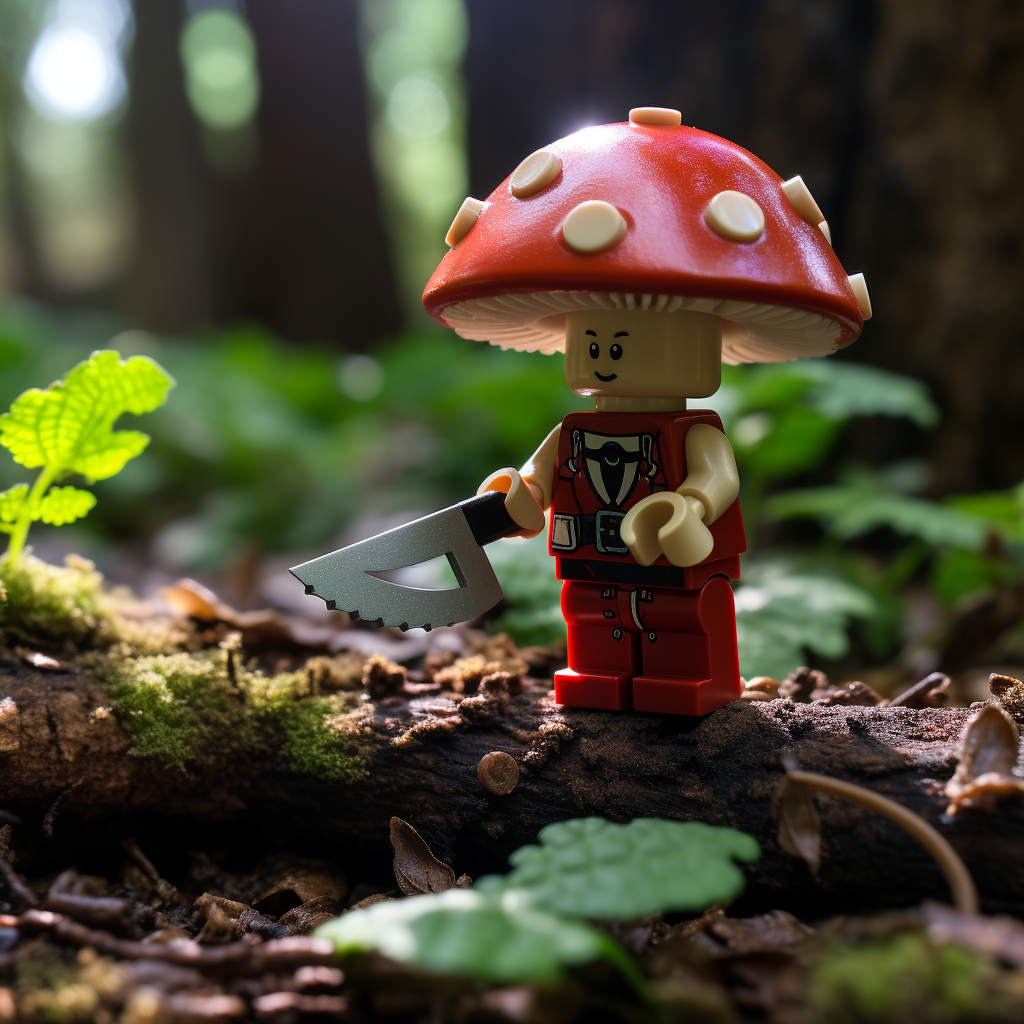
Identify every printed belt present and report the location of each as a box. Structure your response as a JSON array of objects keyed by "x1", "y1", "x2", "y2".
[{"x1": 550, "y1": 510, "x2": 628, "y2": 556}]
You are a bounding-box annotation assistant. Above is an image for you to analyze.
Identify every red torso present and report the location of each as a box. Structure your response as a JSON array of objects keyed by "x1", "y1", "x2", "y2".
[{"x1": 549, "y1": 409, "x2": 746, "y2": 589}]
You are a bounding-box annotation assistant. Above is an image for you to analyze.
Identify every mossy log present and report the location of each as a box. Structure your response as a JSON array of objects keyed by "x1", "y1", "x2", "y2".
[{"x1": 3, "y1": 663, "x2": 1024, "y2": 918}]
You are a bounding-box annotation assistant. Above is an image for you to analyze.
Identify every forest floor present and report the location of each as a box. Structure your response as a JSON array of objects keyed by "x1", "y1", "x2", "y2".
[{"x1": 3, "y1": 554, "x2": 1024, "y2": 1024}]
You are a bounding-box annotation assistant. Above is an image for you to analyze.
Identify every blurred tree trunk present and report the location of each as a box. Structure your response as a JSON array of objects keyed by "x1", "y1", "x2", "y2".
[
  {"x1": 848, "y1": 0, "x2": 1024, "y2": 494},
  {"x1": 126, "y1": 0, "x2": 402, "y2": 346},
  {"x1": 463, "y1": 0, "x2": 1024, "y2": 494}
]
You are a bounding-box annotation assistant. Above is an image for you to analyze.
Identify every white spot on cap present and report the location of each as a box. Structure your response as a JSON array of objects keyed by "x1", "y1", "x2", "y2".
[
  {"x1": 629, "y1": 106, "x2": 682, "y2": 127},
  {"x1": 818, "y1": 220, "x2": 832, "y2": 245},
  {"x1": 445, "y1": 197, "x2": 485, "y2": 247},
  {"x1": 510, "y1": 148, "x2": 561, "y2": 199},
  {"x1": 847, "y1": 273, "x2": 872, "y2": 320},
  {"x1": 782, "y1": 175, "x2": 824, "y2": 225},
  {"x1": 561, "y1": 201, "x2": 628, "y2": 254},
  {"x1": 703, "y1": 191, "x2": 765, "y2": 243}
]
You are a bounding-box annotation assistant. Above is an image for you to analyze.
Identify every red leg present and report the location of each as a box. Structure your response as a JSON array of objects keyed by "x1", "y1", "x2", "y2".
[
  {"x1": 553, "y1": 581, "x2": 637, "y2": 710},
  {"x1": 632, "y1": 576, "x2": 741, "y2": 715}
]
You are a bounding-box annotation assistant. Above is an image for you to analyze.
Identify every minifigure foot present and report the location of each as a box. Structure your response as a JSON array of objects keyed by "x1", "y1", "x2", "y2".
[
  {"x1": 554, "y1": 669, "x2": 632, "y2": 710},
  {"x1": 632, "y1": 675, "x2": 741, "y2": 716}
]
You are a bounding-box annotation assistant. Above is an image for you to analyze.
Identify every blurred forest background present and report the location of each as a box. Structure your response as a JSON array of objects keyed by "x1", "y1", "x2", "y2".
[{"x1": 0, "y1": 0, "x2": 1021, "y2": 685}]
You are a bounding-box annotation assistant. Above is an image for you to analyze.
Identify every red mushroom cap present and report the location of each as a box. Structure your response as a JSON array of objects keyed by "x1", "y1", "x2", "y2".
[{"x1": 422, "y1": 119, "x2": 867, "y2": 364}]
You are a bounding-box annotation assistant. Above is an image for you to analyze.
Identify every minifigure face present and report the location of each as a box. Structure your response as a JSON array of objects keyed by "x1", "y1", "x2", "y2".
[{"x1": 563, "y1": 309, "x2": 723, "y2": 399}]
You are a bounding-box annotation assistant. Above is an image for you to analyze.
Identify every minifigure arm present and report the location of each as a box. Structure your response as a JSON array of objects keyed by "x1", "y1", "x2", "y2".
[
  {"x1": 477, "y1": 423, "x2": 561, "y2": 538},
  {"x1": 518, "y1": 423, "x2": 560, "y2": 509},
  {"x1": 621, "y1": 424, "x2": 738, "y2": 567},
  {"x1": 675, "y1": 423, "x2": 739, "y2": 525}
]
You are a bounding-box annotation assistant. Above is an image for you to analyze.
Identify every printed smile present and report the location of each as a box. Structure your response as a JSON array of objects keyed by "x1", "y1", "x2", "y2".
[{"x1": 594, "y1": 372, "x2": 617, "y2": 382}]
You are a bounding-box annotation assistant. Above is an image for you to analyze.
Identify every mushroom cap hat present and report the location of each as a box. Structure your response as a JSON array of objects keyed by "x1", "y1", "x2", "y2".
[{"x1": 422, "y1": 114, "x2": 868, "y2": 364}]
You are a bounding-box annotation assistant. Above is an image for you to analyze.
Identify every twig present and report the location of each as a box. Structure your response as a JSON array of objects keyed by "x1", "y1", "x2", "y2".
[
  {"x1": 42, "y1": 781, "x2": 82, "y2": 837},
  {"x1": 121, "y1": 838, "x2": 161, "y2": 884},
  {"x1": 0, "y1": 856, "x2": 38, "y2": 911},
  {"x1": 786, "y1": 769, "x2": 979, "y2": 915},
  {"x1": 17, "y1": 910, "x2": 338, "y2": 977}
]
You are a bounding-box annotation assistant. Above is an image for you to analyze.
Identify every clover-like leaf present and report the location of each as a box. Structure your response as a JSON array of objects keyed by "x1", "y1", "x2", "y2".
[
  {"x1": 484, "y1": 817, "x2": 760, "y2": 921},
  {"x1": 36, "y1": 486, "x2": 97, "y2": 526},
  {"x1": 316, "y1": 887, "x2": 636, "y2": 985},
  {"x1": 0, "y1": 350, "x2": 174, "y2": 481},
  {"x1": 0, "y1": 485, "x2": 28, "y2": 524}
]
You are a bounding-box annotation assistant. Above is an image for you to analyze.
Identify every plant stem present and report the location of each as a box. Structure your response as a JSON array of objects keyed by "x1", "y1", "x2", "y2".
[
  {"x1": 5, "y1": 466, "x2": 55, "y2": 562},
  {"x1": 786, "y1": 769, "x2": 979, "y2": 915}
]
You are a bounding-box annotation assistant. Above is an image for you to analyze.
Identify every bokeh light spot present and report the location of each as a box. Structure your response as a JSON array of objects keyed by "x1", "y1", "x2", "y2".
[
  {"x1": 387, "y1": 72, "x2": 450, "y2": 139},
  {"x1": 180, "y1": 10, "x2": 260, "y2": 130},
  {"x1": 339, "y1": 354, "x2": 385, "y2": 402},
  {"x1": 24, "y1": 26, "x2": 125, "y2": 121}
]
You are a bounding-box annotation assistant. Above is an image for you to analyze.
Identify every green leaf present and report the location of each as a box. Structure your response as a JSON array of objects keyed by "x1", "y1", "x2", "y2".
[
  {"x1": 0, "y1": 350, "x2": 174, "y2": 481},
  {"x1": 36, "y1": 486, "x2": 97, "y2": 526},
  {"x1": 483, "y1": 817, "x2": 759, "y2": 921},
  {"x1": 737, "y1": 405, "x2": 839, "y2": 478},
  {"x1": 735, "y1": 570, "x2": 877, "y2": 679},
  {"x1": 948, "y1": 483, "x2": 1024, "y2": 543},
  {"x1": 796, "y1": 360, "x2": 939, "y2": 428},
  {"x1": 0, "y1": 484, "x2": 28, "y2": 524},
  {"x1": 770, "y1": 486, "x2": 988, "y2": 550},
  {"x1": 316, "y1": 888, "x2": 634, "y2": 985}
]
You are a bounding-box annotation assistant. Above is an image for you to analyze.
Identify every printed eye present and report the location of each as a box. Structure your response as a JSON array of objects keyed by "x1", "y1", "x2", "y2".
[
  {"x1": 610, "y1": 344, "x2": 622, "y2": 360},
  {"x1": 589, "y1": 343, "x2": 599, "y2": 359}
]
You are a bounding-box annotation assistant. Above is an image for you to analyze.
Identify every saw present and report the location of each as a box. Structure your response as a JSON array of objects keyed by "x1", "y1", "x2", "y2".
[{"x1": 289, "y1": 491, "x2": 520, "y2": 631}]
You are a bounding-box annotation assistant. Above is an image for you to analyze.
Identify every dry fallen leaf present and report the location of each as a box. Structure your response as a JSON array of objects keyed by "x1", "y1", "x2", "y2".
[
  {"x1": 252, "y1": 864, "x2": 346, "y2": 916},
  {"x1": 945, "y1": 703, "x2": 1024, "y2": 814},
  {"x1": 160, "y1": 578, "x2": 329, "y2": 651},
  {"x1": 389, "y1": 816, "x2": 456, "y2": 895},
  {"x1": 773, "y1": 777, "x2": 822, "y2": 876},
  {"x1": 194, "y1": 894, "x2": 246, "y2": 943},
  {"x1": 990, "y1": 673, "x2": 1024, "y2": 718},
  {"x1": 923, "y1": 901, "x2": 1024, "y2": 969},
  {"x1": 277, "y1": 896, "x2": 344, "y2": 935},
  {"x1": 709, "y1": 910, "x2": 815, "y2": 953}
]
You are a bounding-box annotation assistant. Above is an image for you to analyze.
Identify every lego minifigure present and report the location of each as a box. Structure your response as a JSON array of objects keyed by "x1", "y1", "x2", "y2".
[{"x1": 421, "y1": 106, "x2": 870, "y2": 715}]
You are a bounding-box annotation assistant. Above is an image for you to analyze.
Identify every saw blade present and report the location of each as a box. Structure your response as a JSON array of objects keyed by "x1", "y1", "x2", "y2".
[{"x1": 289, "y1": 502, "x2": 504, "y2": 631}]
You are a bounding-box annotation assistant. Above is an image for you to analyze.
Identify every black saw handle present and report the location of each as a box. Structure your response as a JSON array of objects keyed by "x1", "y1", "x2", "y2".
[{"x1": 458, "y1": 490, "x2": 523, "y2": 546}]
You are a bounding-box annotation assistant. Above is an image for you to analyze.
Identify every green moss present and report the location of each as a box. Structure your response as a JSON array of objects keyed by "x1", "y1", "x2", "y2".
[
  {"x1": 0, "y1": 552, "x2": 115, "y2": 649},
  {"x1": 809, "y1": 933, "x2": 991, "y2": 1023},
  {"x1": 106, "y1": 650, "x2": 249, "y2": 765},
  {"x1": 106, "y1": 649, "x2": 370, "y2": 782}
]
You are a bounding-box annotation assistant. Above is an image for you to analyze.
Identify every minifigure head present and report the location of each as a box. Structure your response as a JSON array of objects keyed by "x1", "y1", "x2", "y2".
[{"x1": 563, "y1": 308, "x2": 722, "y2": 399}]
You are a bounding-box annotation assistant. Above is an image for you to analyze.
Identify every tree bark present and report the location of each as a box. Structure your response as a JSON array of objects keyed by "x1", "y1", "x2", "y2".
[{"x1": 3, "y1": 667, "x2": 1023, "y2": 918}]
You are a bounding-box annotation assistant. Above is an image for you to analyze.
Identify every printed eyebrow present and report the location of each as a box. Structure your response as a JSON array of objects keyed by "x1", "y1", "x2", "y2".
[
  {"x1": 585, "y1": 330, "x2": 597, "y2": 336},
  {"x1": 613, "y1": 331, "x2": 629, "y2": 337}
]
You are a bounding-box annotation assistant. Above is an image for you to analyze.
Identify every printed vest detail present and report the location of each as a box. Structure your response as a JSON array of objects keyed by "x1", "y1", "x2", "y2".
[{"x1": 549, "y1": 409, "x2": 747, "y2": 589}]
